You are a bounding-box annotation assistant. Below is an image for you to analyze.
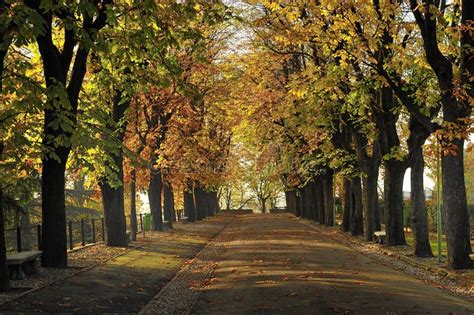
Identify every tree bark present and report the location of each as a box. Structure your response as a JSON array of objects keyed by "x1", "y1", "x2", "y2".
[
  {"x1": 350, "y1": 177, "x2": 364, "y2": 236},
  {"x1": 306, "y1": 182, "x2": 317, "y2": 221},
  {"x1": 384, "y1": 161, "x2": 407, "y2": 246},
  {"x1": 184, "y1": 190, "x2": 196, "y2": 222},
  {"x1": 99, "y1": 92, "x2": 129, "y2": 247},
  {"x1": 323, "y1": 171, "x2": 334, "y2": 226},
  {"x1": 148, "y1": 171, "x2": 163, "y2": 231},
  {"x1": 364, "y1": 164, "x2": 381, "y2": 241},
  {"x1": 41, "y1": 155, "x2": 68, "y2": 267},
  {"x1": 206, "y1": 191, "x2": 217, "y2": 216},
  {"x1": 100, "y1": 170, "x2": 128, "y2": 247},
  {"x1": 194, "y1": 186, "x2": 207, "y2": 220},
  {"x1": 294, "y1": 192, "x2": 302, "y2": 217},
  {"x1": 163, "y1": 181, "x2": 175, "y2": 228},
  {"x1": 300, "y1": 187, "x2": 307, "y2": 218},
  {"x1": 342, "y1": 179, "x2": 351, "y2": 232},
  {"x1": 410, "y1": 145, "x2": 433, "y2": 257},
  {"x1": 130, "y1": 169, "x2": 137, "y2": 241},
  {"x1": 314, "y1": 178, "x2": 325, "y2": 225}
]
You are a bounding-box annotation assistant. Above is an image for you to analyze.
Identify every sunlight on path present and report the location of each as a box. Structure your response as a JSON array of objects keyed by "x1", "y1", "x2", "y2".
[{"x1": 192, "y1": 213, "x2": 473, "y2": 314}]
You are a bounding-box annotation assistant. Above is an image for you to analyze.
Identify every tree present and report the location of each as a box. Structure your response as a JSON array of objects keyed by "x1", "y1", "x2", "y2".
[
  {"x1": 23, "y1": 0, "x2": 112, "y2": 267},
  {"x1": 409, "y1": 0, "x2": 473, "y2": 269}
]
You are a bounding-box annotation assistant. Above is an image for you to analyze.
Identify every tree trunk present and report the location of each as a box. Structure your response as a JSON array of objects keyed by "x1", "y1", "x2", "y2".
[
  {"x1": 314, "y1": 179, "x2": 325, "y2": 224},
  {"x1": 443, "y1": 137, "x2": 472, "y2": 268},
  {"x1": 0, "y1": 159, "x2": 9, "y2": 290},
  {"x1": 163, "y1": 181, "x2": 175, "y2": 228},
  {"x1": 342, "y1": 179, "x2": 351, "y2": 232},
  {"x1": 194, "y1": 187, "x2": 207, "y2": 220},
  {"x1": 41, "y1": 155, "x2": 68, "y2": 267},
  {"x1": 385, "y1": 161, "x2": 407, "y2": 246},
  {"x1": 350, "y1": 177, "x2": 364, "y2": 236},
  {"x1": 411, "y1": 145, "x2": 433, "y2": 257},
  {"x1": 184, "y1": 190, "x2": 196, "y2": 222},
  {"x1": 130, "y1": 169, "x2": 137, "y2": 241},
  {"x1": 100, "y1": 92, "x2": 129, "y2": 246},
  {"x1": 100, "y1": 174, "x2": 128, "y2": 247},
  {"x1": 207, "y1": 192, "x2": 217, "y2": 216},
  {"x1": 213, "y1": 191, "x2": 220, "y2": 214},
  {"x1": 294, "y1": 192, "x2": 301, "y2": 217},
  {"x1": 148, "y1": 171, "x2": 163, "y2": 231},
  {"x1": 300, "y1": 187, "x2": 307, "y2": 218},
  {"x1": 323, "y1": 171, "x2": 334, "y2": 226},
  {"x1": 364, "y1": 164, "x2": 380, "y2": 241},
  {"x1": 307, "y1": 182, "x2": 316, "y2": 221}
]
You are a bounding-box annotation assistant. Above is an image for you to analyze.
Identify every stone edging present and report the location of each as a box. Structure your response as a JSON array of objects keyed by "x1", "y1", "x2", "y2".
[{"x1": 139, "y1": 216, "x2": 236, "y2": 315}]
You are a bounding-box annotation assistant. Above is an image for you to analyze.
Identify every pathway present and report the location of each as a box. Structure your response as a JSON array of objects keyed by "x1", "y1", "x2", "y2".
[{"x1": 191, "y1": 213, "x2": 473, "y2": 314}]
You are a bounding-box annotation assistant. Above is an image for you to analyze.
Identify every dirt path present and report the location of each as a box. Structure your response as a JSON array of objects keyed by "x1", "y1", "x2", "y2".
[
  {"x1": 0, "y1": 215, "x2": 232, "y2": 314},
  {"x1": 192, "y1": 213, "x2": 474, "y2": 314}
]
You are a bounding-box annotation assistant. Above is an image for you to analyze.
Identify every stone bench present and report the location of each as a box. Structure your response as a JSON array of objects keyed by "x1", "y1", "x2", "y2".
[
  {"x1": 7, "y1": 250, "x2": 42, "y2": 280},
  {"x1": 374, "y1": 231, "x2": 386, "y2": 245}
]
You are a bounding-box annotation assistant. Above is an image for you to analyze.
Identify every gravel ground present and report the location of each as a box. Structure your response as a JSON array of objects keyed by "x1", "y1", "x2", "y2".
[{"x1": 299, "y1": 218, "x2": 474, "y2": 301}]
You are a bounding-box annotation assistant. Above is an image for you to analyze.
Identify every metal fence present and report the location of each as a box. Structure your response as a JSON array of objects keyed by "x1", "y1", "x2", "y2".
[{"x1": 6, "y1": 209, "x2": 188, "y2": 254}]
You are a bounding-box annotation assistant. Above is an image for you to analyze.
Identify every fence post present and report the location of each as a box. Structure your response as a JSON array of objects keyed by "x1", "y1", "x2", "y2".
[
  {"x1": 91, "y1": 218, "x2": 95, "y2": 243},
  {"x1": 16, "y1": 226, "x2": 22, "y2": 252},
  {"x1": 81, "y1": 219, "x2": 85, "y2": 246},
  {"x1": 37, "y1": 224, "x2": 42, "y2": 250},
  {"x1": 101, "y1": 217, "x2": 105, "y2": 242},
  {"x1": 68, "y1": 220, "x2": 73, "y2": 250}
]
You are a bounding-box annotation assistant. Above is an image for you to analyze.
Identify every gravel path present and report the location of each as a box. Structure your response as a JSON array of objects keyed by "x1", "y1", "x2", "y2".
[{"x1": 189, "y1": 213, "x2": 473, "y2": 314}]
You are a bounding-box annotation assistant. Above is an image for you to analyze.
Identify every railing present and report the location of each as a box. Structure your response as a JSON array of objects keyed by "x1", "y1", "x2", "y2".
[{"x1": 6, "y1": 209, "x2": 188, "y2": 254}]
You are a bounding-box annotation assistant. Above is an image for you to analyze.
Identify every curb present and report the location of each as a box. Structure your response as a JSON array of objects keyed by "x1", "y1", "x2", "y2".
[{"x1": 139, "y1": 215, "x2": 236, "y2": 315}]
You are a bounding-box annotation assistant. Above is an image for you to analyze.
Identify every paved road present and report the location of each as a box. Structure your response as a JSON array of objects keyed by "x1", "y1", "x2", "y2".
[{"x1": 192, "y1": 213, "x2": 473, "y2": 314}]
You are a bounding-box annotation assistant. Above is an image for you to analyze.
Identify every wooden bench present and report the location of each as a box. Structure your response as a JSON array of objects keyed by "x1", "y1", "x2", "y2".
[
  {"x1": 374, "y1": 231, "x2": 386, "y2": 245},
  {"x1": 7, "y1": 250, "x2": 42, "y2": 280}
]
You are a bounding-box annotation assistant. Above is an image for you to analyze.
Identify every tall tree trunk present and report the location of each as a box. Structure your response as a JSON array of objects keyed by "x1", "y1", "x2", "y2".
[
  {"x1": 294, "y1": 192, "x2": 301, "y2": 217},
  {"x1": 100, "y1": 91, "x2": 129, "y2": 247},
  {"x1": 300, "y1": 187, "x2": 307, "y2": 218},
  {"x1": 163, "y1": 181, "x2": 176, "y2": 229},
  {"x1": 307, "y1": 182, "x2": 316, "y2": 221},
  {"x1": 0, "y1": 143, "x2": 9, "y2": 290},
  {"x1": 411, "y1": 145, "x2": 433, "y2": 257},
  {"x1": 323, "y1": 171, "x2": 334, "y2": 226},
  {"x1": 314, "y1": 179, "x2": 325, "y2": 224},
  {"x1": 213, "y1": 191, "x2": 220, "y2": 214},
  {"x1": 207, "y1": 192, "x2": 216, "y2": 216},
  {"x1": 130, "y1": 169, "x2": 137, "y2": 241},
  {"x1": 364, "y1": 164, "x2": 380, "y2": 241},
  {"x1": 443, "y1": 137, "x2": 472, "y2": 268},
  {"x1": 384, "y1": 161, "x2": 407, "y2": 246},
  {"x1": 184, "y1": 190, "x2": 196, "y2": 222},
  {"x1": 41, "y1": 155, "x2": 68, "y2": 267},
  {"x1": 148, "y1": 171, "x2": 163, "y2": 231},
  {"x1": 163, "y1": 181, "x2": 175, "y2": 228},
  {"x1": 100, "y1": 167, "x2": 128, "y2": 247},
  {"x1": 350, "y1": 177, "x2": 364, "y2": 236},
  {"x1": 342, "y1": 179, "x2": 351, "y2": 232},
  {"x1": 194, "y1": 187, "x2": 207, "y2": 220}
]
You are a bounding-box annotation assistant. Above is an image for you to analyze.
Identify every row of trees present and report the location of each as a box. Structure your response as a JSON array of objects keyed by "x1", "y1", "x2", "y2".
[
  {"x1": 233, "y1": 0, "x2": 472, "y2": 270},
  {"x1": 0, "y1": 0, "x2": 236, "y2": 291}
]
